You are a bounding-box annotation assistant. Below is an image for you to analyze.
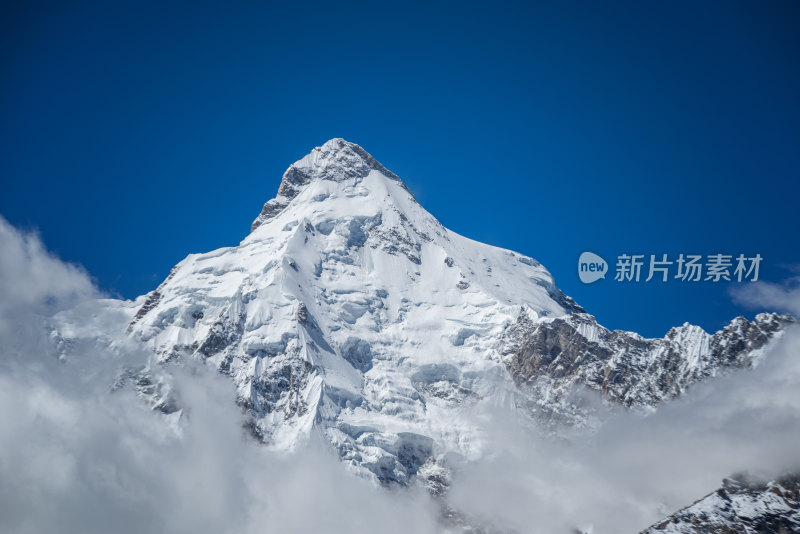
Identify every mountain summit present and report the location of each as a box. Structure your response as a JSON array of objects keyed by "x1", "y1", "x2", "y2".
[
  {"x1": 126, "y1": 139, "x2": 791, "y2": 493},
  {"x1": 251, "y1": 138, "x2": 410, "y2": 232}
]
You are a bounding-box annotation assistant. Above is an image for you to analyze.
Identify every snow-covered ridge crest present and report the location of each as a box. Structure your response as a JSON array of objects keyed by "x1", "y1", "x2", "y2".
[{"x1": 251, "y1": 138, "x2": 411, "y2": 232}]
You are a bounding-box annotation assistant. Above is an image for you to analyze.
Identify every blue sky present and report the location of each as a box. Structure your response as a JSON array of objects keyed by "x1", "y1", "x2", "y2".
[{"x1": 1, "y1": 1, "x2": 798, "y2": 337}]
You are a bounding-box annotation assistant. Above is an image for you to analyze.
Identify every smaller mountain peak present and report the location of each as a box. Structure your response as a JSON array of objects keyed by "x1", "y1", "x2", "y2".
[{"x1": 251, "y1": 139, "x2": 408, "y2": 232}]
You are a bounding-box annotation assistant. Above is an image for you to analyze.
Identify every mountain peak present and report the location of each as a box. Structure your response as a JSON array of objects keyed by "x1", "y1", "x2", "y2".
[
  {"x1": 290, "y1": 138, "x2": 401, "y2": 184},
  {"x1": 123, "y1": 138, "x2": 795, "y2": 501},
  {"x1": 251, "y1": 139, "x2": 409, "y2": 232}
]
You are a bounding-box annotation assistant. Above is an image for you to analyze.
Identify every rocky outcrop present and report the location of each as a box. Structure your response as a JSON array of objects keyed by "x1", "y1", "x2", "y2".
[
  {"x1": 503, "y1": 311, "x2": 794, "y2": 427},
  {"x1": 642, "y1": 474, "x2": 800, "y2": 533}
]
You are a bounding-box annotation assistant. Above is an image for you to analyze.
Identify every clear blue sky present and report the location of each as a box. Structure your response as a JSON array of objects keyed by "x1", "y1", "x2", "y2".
[{"x1": 1, "y1": 1, "x2": 798, "y2": 337}]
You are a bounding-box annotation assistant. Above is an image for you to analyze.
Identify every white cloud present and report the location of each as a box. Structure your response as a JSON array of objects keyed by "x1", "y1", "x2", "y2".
[
  {"x1": 731, "y1": 276, "x2": 800, "y2": 317},
  {"x1": 0, "y1": 217, "x2": 97, "y2": 318}
]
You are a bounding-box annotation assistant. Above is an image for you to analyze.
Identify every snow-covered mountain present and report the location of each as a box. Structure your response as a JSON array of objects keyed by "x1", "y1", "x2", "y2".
[
  {"x1": 120, "y1": 138, "x2": 792, "y2": 502},
  {"x1": 127, "y1": 138, "x2": 580, "y2": 485},
  {"x1": 18, "y1": 137, "x2": 790, "y2": 532}
]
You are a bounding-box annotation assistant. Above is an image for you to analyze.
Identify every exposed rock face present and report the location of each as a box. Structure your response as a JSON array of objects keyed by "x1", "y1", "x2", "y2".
[
  {"x1": 502, "y1": 311, "x2": 793, "y2": 427},
  {"x1": 642, "y1": 474, "x2": 800, "y2": 533}
]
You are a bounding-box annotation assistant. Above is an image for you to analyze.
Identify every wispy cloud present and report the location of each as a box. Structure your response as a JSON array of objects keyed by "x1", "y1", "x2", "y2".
[{"x1": 730, "y1": 275, "x2": 800, "y2": 317}]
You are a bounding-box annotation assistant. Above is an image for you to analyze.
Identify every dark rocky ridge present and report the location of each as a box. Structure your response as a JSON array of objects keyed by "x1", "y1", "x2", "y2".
[
  {"x1": 641, "y1": 473, "x2": 800, "y2": 533},
  {"x1": 502, "y1": 311, "x2": 794, "y2": 427}
]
